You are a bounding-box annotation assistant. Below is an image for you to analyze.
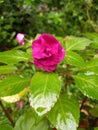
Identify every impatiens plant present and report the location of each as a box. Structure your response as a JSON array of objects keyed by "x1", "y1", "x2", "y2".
[{"x1": 0, "y1": 32, "x2": 98, "y2": 130}]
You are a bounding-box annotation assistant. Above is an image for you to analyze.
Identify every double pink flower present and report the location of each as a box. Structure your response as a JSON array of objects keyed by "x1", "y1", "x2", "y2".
[
  {"x1": 32, "y1": 33, "x2": 65, "y2": 71},
  {"x1": 16, "y1": 33, "x2": 65, "y2": 71}
]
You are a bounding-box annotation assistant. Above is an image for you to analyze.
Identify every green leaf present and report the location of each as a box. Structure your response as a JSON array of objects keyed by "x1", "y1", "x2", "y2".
[
  {"x1": 14, "y1": 111, "x2": 50, "y2": 130},
  {"x1": 85, "y1": 58, "x2": 98, "y2": 74},
  {"x1": 0, "y1": 124, "x2": 13, "y2": 130},
  {"x1": 48, "y1": 94, "x2": 80, "y2": 130},
  {"x1": 73, "y1": 74, "x2": 98, "y2": 99},
  {"x1": 72, "y1": 58, "x2": 98, "y2": 73},
  {"x1": 0, "y1": 65, "x2": 17, "y2": 74},
  {"x1": 90, "y1": 105, "x2": 98, "y2": 117},
  {"x1": 0, "y1": 75, "x2": 30, "y2": 97},
  {"x1": 94, "y1": 127, "x2": 98, "y2": 130},
  {"x1": 26, "y1": 47, "x2": 33, "y2": 60},
  {"x1": 66, "y1": 37, "x2": 91, "y2": 51},
  {"x1": 0, "y1": 49, "x2": 32, "y2": 65},
  {"x1": 1, "y1": 88, "x2": 29, "y2": 103},
  {"x1": 29, "y1": 72, "x2": 62, "y2": 116},
  {"x1": 0, "y1": 115, "x2": 9, "y2": 125},
  {"x1": 30, "y1": 119, "x2": 51, "y2": 130},
  {"x1": 85, "y1": 33, "x2": 98, "y2": 49},
  {"x1": 65, "y1": 51, "x2": 85, "y2": 67},
  {"x1": 24, "y1": 0, "x2": 34, "y2": 6}
]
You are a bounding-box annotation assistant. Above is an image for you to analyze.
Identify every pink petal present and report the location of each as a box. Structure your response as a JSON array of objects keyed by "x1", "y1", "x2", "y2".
[
  {"x1": 16, "y1": 33, "x2": 25, "y2": 46},
  {"x1": 32, "y1": 33, "x2": 66, "y2": 72}
]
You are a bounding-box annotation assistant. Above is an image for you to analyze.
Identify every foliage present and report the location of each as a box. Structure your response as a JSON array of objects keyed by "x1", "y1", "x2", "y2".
[
  {"x1": 0, "y1": 33, "x2": 98, "y2": 130},
  {"x1": 0, "y1": 0, "x2": 98, "y2": 129},
  {"x1": 0, "y1": 0, "x2": 98, "y2": 51}
]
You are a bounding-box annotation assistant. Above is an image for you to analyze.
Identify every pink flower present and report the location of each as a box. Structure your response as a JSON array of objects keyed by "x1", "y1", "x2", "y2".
[
  {"x1": 32, "y1": 33, "x2": 65, "y2": 71},
  {"x1": 16, "y1": 33, "x2": 25, "y2": 46},
  {"x1": 65, "y1": 35, "x2": 71, "y2": 40}
]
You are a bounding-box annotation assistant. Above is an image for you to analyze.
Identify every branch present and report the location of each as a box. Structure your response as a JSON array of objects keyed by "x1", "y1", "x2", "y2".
[{"x1": 0, "y1": 100, "x2": 15, "y2": 127}]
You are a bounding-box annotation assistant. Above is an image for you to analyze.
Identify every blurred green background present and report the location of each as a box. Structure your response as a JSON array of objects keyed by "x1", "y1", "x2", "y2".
[{"x1": 0, "y1": 0, "x2": 98, "y2": 51}]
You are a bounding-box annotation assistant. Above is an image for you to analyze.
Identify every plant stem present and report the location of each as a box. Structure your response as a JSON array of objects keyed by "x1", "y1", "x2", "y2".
[
  {"x1": 64, "y1": 64, "x2": 70, "y2": 90},
  {"x1": 0, "y1": 100, "x2": 15, "y2": 127},
  {"x1": 80, "y1": 96, "x2": 87, "y2": 110}
]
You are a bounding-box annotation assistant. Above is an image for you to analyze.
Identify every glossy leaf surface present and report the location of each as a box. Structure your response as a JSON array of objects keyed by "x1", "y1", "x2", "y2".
[
  {"x1": 66, "y1": 37, "x2": 91, "y2": 51},
  {"x1": 48, "y1": 94, "x2": 80, "y2": 130},
  {"x1": 73, "y1": 74, "x2": 98, "y2": 99},
  {"x1": 0, "y1": 49, "x2": 32, "y2": 65},
  {"x1": 65, "y1": 51, "x2": 85, "y2": 67},
  {"x1": 29, "y1": 72, "x2": 62, "y2": 116}
]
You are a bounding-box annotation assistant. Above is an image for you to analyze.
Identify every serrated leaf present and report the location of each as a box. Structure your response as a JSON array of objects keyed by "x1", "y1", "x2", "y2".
[
  {"x1": 29, "y1": 72, "x2": 62, "y2": 116},
  {"x1": 72, "y1": 58, "x2": 98, "y2": 73},
  {"x1": 65, "y1": 51, "x2": 85, "y2": 67},
  {"x1": 14, "y1": 111, "x2": 50, "y2": 130},
  {"x1": 66, "y1": 37, "x2": 91, "y2": 51},
  {"x1": 85, "y1": 58, "x2": 98, "y2": 74},
  {"x1": 0, "y1": 124, "x2": 13, "y2": 130},
  {"x1": 85, "y1": 33, "x2": 98, "y2": 49},
  {"x1": 0, "y1": 75, "x2": 30, "y2": 97},
  {"x1": 0, "y1": 49, "x2": 32, "y2": 65},
  {"x1": 48, "y1": 94, "x2": 80, "y2": 130},
  {"x1": 0, "y1": 65, "x2": 17, "y2": 74},
  {"x1": 73, "y1": 74, "x2": 98, "y2": 99}
]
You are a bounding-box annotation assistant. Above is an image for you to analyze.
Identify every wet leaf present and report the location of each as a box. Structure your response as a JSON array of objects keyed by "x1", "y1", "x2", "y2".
[
  {"x1": 0, "y1": 49, "x2": 32, "y2": 65},
  {"x1": 48, "y1": 94, "x2": 80, "y2": 130},
  {"x1": 73, "y1": 74, "x2": 98, "y2": 99},
  {"x1": 66, "y1": 37, "x2": 91, "y2": 51},
  {"x1": 65, "y1": 51, "x2": 85, "y2": 67},
  {"x1": 29, "y1": 72, "x2": 62, "y2": 116}
]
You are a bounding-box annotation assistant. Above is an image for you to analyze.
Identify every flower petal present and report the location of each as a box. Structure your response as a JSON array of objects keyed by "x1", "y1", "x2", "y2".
[{"x1": 16, "y1": 33, "x2": 25, "y2": 46}]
